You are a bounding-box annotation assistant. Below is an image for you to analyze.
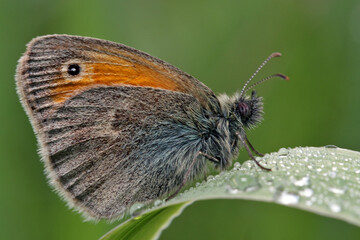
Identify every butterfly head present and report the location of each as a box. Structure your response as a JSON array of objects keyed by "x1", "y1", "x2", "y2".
[
  {"x1": 235, "y1": 90, "x2": 263, "y2": 128},
  {"x1": 228, "y1": 52, "x2": 289, "y2": 128}
]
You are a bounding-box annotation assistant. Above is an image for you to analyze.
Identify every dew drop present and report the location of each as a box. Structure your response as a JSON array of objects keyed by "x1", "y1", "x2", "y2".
[
  {"x1": 241, "y1": 177, "x2": 248, "y2": 182},
  {"x1": 129, "y1": 203, "x2": 146, "y2": 216},
  {"x1": 233, "y1": 162, "x2": 241, "y2": 171},
  {"x1": 324, "y1": 145, "x2": 338, "y2": 148},
  {"x1": 328, "y1": 187, "x2": 346, "y2": 195},
  {"x1": 291, "y1": 176, "x2": 311, "y2": 187},
  {"x1": 154, "y1": 199, "x2": 163, "y2": 207},
  {"x1": 278, "y1": 148, "x2": 289, "y2": 156},
  {"x1": 329, "y1": 171, "x2": 337, "y2": 178},
  {"x1": 226, "y1": 175, "x2": 260, "y2": 193},
  {"x1": 275, "y1": 191, "x2": 300, "y2": 205},
  {"x1": 242, "y1": 160, "x2": 255, "y2": 170},
  {"x1": 299, "y1": 188, "x2": 314, "y2": 197},
  {"x1": 225, "y1": 185, "x2": 239, "y2": 194},
  {"x1": 207, "y1": 175, "x2": 214, "y2": 181},
  {"x1": 328, "y1": 203, "x2": 342, "y2": 213},
  {"x1": 245, "y1": 185, "x2": 261, "y2": 192}
]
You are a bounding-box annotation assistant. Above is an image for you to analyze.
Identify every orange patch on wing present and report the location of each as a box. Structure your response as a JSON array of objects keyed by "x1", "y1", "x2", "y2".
[{"x1": 51, "y1": 57, "x2": 184, "y2": 103}]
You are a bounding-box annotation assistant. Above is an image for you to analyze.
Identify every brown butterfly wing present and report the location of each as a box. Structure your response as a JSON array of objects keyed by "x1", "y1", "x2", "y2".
[
  {"x1": 16, "y1": 35, "x2": 217, "y2": 219},
  {"x1": 37, "y1": 86, "x2": 207, "y2": 219},
  {"x1": 17, "y1": 34, "x2": 219, "y2": 113}
]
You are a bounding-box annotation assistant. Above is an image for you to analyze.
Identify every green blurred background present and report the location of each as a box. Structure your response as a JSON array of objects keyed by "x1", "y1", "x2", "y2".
[{"x1": 1, "y1": 0, "x2": 359, "y2": 239}]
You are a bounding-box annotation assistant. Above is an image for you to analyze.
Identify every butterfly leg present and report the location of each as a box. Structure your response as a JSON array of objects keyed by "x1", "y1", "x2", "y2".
[
  {"x1": 199, "y1": 151, "x2": 225, "y2": 170},
  {"x1": 245, "y1": 135, "x2": 264, "y2": 157},
  {"x1": 236, "y1": 132, "x2": 271, "y2": 171},
  {"x1": 198, "y1": 151, "x2": 220, "y2": 164}
]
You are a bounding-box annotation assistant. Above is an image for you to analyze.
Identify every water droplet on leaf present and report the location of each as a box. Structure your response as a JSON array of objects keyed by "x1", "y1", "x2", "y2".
[
  {"x1": 299, "y1": 188, "x2": 314, "y2": 197},
  {"x1": 129, "y1": 203, "x2": 146, "y2": 216},
  {"x1": 226, "y1": 174, "x2": 260, "y2": 193},
  {"x1": 207, "y1": 175, "x2": 214, "y2": 181},
  {"x1": 233, "y1": 162, "x2": 241, "y2": 170},
  {"x1": 154, "y1": 199, "x2": 163, "y2": 207},
  {"x1": 275, "y1": 191, "x2": 300, "y2": 205},
  {"x1": 324, "y1": 145, "x2": 338, "y2": 148},
  {"x1": 328, "y1": 187, "x2": 346, "y2": 195},
  {"x1": 328, "y1": 203, "x2": 342, "y2": 213},
  {"x1": 291, "y1": 176, "x2": 311, "y2": 187},
  {"x1": 278, "y1": 148, "x2": 289, "y2": 156}
]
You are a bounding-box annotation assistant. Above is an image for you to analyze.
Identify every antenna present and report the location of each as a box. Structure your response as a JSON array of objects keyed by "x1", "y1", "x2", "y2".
[
  {"x1": 244, "y1": 73, "x2": 289, "y2": 93},
  {"x1": 239, "y1": 52, "x2": 283, "y2": 97}
]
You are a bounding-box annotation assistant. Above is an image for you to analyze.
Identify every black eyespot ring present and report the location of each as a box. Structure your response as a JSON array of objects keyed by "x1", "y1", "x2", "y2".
[{"x1": 67, "y1": 64, "x2": 81, "y2": 76}]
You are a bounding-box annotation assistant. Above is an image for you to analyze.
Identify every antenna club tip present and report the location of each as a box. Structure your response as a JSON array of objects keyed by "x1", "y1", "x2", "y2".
[
  {"x1": 275, "y1": 73, "x2": 290, "y2": 81},
  {"x1": 271, "y1": 52, "x2": 282, "y2": 58}
]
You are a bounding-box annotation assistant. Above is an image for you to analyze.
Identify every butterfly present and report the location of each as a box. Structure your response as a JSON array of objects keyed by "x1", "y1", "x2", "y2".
[{"x1": 16, "y1": 35, "x2": 288, "y2": 220}]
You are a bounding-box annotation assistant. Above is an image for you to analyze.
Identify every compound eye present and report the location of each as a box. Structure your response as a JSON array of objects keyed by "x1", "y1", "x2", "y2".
[{"x1": 238, "y1": 102, "x2": 250, "y2": 117}]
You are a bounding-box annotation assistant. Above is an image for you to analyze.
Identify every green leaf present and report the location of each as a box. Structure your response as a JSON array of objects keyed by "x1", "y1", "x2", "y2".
[
  {"x1": 100, "y1": 147, "x2": 360, "y2": 240},
  {"x1": 100, "y1": 202, "x2": 192, "y2": 240}
]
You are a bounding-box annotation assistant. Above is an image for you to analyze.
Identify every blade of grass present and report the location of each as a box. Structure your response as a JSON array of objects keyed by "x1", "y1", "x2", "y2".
[{"x1": 100, "y1": 147, "x2": 360, "y2": 240}]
